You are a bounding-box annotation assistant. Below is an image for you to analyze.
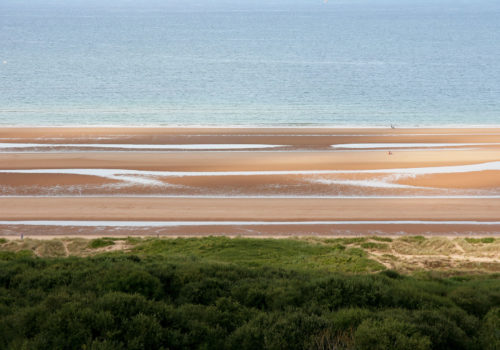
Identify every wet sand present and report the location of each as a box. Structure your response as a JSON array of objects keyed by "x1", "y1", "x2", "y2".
[
  {"x1": 0, "y1": 127, "x2": 499, "y2": 236},
  {"x1": 1, "y1": 197, "x2": 500, "y2": 221},
  {"x1": 2, "y1": 223, "x2": 499, "y2": 238}
]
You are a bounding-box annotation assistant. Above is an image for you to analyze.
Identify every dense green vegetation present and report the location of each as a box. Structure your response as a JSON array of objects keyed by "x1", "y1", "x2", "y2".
[
  {"x1": 465, "y1": 237, "x2": 495, "y2": 244},
  {"x1": 130, "y1": 237, "x2": 385, "y2": 273},
  {"x1": 88, "y1": 238, "x2": 116, "y2": 249},
  {"x1": 0, "y1": 237, "x2": 499, "y2": 349}
]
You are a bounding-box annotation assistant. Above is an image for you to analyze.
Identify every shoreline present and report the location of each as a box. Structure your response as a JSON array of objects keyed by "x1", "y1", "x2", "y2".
[
  {"x1": 3, "y1": 126, "x2": 500, "y2": 133},
  {"x1": 2, "y1": 125, "x2": 500, "y2": 129}
]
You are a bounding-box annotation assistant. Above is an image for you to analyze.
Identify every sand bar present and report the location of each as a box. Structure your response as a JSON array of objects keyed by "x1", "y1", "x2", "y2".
[
  {"x1": 0, "y1": 197, "x2": 499, "y2": 221},
  {"x1": 1, "y1": 127, "x2": 500, "y2": 148}
]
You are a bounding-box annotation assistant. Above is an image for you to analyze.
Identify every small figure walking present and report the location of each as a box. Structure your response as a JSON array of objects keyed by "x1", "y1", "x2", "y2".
[
  {"x1": 390, "y1": 123, "x2": 396, "y2": 129},
  {"x1": 20, "y1": 233, "x2": 24, "y2": 240},
  {"x1": 388, "y1": 151, "x2": 393, "y2": 155}
]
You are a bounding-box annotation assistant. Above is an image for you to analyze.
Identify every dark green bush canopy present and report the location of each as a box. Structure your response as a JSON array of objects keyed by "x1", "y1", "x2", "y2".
[{"x1": 0, "y1": 253, "x2": 499, "y2": 349}]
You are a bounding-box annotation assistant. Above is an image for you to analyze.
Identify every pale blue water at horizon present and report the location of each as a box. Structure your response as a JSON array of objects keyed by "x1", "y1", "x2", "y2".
[{"x1": 1, "y1": 0, "x2": 499, "y2": 126}]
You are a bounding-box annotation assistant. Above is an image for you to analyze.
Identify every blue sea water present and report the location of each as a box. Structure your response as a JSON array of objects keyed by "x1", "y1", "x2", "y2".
[{"x1": 0, "y1": 0, "x2": 499, "y2": 127}]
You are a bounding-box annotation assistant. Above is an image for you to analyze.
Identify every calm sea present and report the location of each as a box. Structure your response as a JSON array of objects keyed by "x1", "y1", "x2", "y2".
[{"x1": 1, "y1": 0, "x2": 499, "y2": 127}]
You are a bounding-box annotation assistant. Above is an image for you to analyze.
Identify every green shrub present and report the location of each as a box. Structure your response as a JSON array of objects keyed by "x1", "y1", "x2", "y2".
[
  {"x1": 400, "y1": 236, "x2": 426, "y2": 243},
  {"x1": 479, "y1": 307, "x2": 500, "y2": 350},
  {"x1": 449, "y1": 281, "x2": 500, "y2": 317},
  {"x1": 0, "y1": 250, "x2": 34, "y2": 260},
  {"x1": 370, "y1": 236, "x2": 393, "y2": 242},
  {"x1": 355, "y1": 318, "x2": 431, "y2": 350},
  {"x1": 465, "y1": 237, "x2": 495, "y2": 244},
  {"x1": 88, "y1": 239, "x2": 115, "y2": 249},
  {"x1": 360, "y1": 242, "x2": 388, "y2": 250},
  {"x1": 411, "y1": 309, "x2": 477, "y2": 349},
  {"x1": 324, "y1": 237, "x2": 366, "y2": 245},
  {"x1": 380, "y1": 269, "x2": 401, "y2": 279},
  {"x1": 37, "y1": 240, "x2": 66, "y2": 257}
]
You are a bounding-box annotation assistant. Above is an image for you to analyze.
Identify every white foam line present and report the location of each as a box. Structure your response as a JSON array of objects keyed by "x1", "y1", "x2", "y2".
[
  {"x1": 0, "y1": 169, "x2": 169, "y2": 186},
  {"x1": 310, "y1": 178, "x2": 425, "y2": 189},
  {"x1": 331, "y1": 143, "x2": 500, "y2": 149},
  {"x1": 1, "y1": 161, "x2": 499, "y2": 179},
  {"x1": 366, "y1": 162, "x2": 500, "y2": 175},
  {"x1": 1, "y1": 220, "x2": 500, "y2": 227},
  {"x1": 0, "y1": 148, "x2": 480, "y2": 155},
  {"x1": 0, "y1": 143, "x2": 284, "y2": 150},
  {"x1": 334, "y1": 148, "x2": 478, "y2": 153}
]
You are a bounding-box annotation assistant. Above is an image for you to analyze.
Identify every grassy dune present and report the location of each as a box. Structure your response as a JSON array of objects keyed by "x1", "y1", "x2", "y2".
[{"x1": 1, "y1": 235, "x2": 499, "y2": 274}]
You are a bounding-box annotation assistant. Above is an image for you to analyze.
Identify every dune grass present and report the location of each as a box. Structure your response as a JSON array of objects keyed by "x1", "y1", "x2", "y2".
[
  {"x1": 88, "y1": 238, "x2": 115, "y2": 249},
  {"x1": 130, "y1": 237, "x2": 384, "y2": 273},
  {"x1": 0, "y1": 235, "x2": 498, "y2": 274},
  {"x1": 465, "y1": 237, "x2": 495, "y2": 244}
]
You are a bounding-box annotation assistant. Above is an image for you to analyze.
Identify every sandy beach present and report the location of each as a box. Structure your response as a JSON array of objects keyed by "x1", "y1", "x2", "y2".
[{"x1": 1, "y1": 127, "x2": 499, "y2": 236}]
